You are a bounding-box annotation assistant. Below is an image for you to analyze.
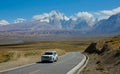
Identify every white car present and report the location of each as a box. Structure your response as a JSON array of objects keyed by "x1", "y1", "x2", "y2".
[{"x1": 41, "y1": 51, "x2": 58, "y2": 62}]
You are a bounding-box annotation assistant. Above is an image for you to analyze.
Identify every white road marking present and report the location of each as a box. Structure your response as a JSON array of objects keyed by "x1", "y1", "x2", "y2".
[{"x1": 29, "y1": 69, "x2": 40, "y2": 74}]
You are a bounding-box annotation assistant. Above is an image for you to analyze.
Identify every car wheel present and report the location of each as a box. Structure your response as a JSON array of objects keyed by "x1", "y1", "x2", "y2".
[{"x1": 55, "y1": 57, "x2": 58, "y2": 62}]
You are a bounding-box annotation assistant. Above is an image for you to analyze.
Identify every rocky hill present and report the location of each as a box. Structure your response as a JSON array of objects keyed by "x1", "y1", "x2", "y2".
[{"x1": 83, "y1": 36, "x2": 120, "y2": 74}]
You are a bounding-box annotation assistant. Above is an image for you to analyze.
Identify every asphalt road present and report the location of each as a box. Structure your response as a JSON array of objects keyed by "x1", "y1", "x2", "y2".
[{"x1": 0, "y1": 52, "x2": 85, "y2": 74}]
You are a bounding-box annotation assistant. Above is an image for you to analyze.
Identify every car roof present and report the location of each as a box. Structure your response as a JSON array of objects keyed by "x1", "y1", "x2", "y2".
[{"x1": 45, "y1": 51, "x2": 56, "y2": 53}]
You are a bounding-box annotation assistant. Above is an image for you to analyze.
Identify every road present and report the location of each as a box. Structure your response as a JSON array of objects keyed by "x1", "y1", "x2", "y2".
[{"x1": 0, "y1": 52, "x2": 85, "y2": 74}]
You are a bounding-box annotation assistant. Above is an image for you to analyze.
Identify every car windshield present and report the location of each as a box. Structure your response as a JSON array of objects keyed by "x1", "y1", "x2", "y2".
[{"x1": 44, "y1": 52, "x2": 53, "y2": 55}]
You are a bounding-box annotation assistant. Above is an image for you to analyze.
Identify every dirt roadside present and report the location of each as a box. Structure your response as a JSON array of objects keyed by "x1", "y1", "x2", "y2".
[{"x1": 80, "y1": 36, "x2": 120, "y2": 74}]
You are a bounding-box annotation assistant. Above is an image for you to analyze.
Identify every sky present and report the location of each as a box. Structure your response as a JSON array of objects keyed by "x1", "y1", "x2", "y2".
[{"x1": 0, "y1": 0, "x2": 120, "y2": 24}]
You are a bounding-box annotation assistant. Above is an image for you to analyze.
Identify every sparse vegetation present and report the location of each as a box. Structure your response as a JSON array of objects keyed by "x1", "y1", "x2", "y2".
[
  {"x1": 81, "y1": 35, "x2": 120, "y2": 74},
  {"x1": 83, "y1": 67, "x2": 91, "y2": 71},
  {"x1": 0, "y1": 35, "x2": 120, "y2": 73},
  {"x1": 96, "y1": 63, "x2": 104, "y2": 71},
  {"x1": 0, "y1": 52, "x2": 14, "y2": 63},
  {"x1": 0, "y1": 41, "x2": 90, "y2": 63}
]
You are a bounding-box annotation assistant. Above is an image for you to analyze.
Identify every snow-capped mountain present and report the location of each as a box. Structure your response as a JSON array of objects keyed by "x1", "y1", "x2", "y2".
[
  {"x1": 33, "y1": 10, "x2": 69, "y2": 23},
  {"x1": 32, "y1": 10, "x2": 94, "y2": 30},
  {"x1": 92, "y1": 13, "x2": 120, "y2": 34},
  {"x1": 0, "y1": 11, "x2": 120, "y2": 36},
  {"x1": 0, "y1": 10, "x2": 94, "y2": 31}
]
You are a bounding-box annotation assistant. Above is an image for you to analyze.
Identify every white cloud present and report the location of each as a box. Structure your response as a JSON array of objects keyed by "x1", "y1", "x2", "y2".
[
  {"x1": 95, "y1": 7, "x2": 120, "y2": 20},
  {"x1": 98, "y1": 15, "x2": 110, "y2": 21},
  {"x1": 76, "y1": 12, "x2": 93, "y2": 18},
  {"x1": 31, "y1": 7, "x2": 120, "y2": 26},
  {"x1": 71, "y1": 12, "x2": 96, "y2": 27},
  {"x1": 14, "y1": 18, "x2": 26, "y2": 23},
  {"x1": 100, "y1": 7, "x2": 120, "y2": 15},
  {"x1": 33, "y1": 13, "x2": 50, "y2": 23},
  {"x1": 70, "y1": 16, "x2": 77, "y2": 21},
  {"x1": 0, "y1": 20, "x2": 9, "y2": 25}
]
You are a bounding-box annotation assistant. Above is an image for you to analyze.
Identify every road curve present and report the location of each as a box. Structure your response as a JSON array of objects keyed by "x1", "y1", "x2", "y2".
[{"x1": 0, "y1": 52, "x2": 85, "y2": 74}]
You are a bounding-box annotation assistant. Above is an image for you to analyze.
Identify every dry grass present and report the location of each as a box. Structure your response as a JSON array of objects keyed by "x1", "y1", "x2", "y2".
[
  {"x1": 0, "y1": 41, "x2": 90, "y2": 63},
  {"x1": 0, "y1": 41, "x2": 90, "y2": 51},
  {"x1": 81, "y1": 36, "x2": 120, "y2": 74},
  {"x1": 97, "y1": 36, "x2": 120, "y2": 50},
  {"x1": 0, "y1": 52, "x2": 14, "y2": 63}
]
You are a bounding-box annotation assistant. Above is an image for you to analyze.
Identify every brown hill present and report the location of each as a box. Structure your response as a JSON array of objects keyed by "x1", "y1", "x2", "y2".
[{"x1": 83, "y1": 36, "x2": 120, "y2": 74}]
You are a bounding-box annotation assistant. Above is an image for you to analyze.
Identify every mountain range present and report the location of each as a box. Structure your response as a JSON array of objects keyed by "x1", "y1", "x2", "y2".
[{"x1": 0, "y1": 11, "x2": 120, "y2": 36}]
